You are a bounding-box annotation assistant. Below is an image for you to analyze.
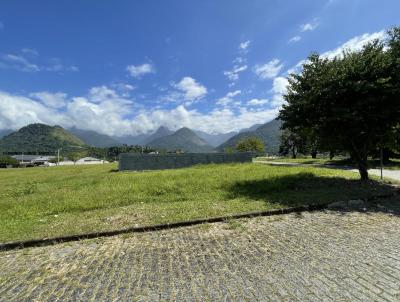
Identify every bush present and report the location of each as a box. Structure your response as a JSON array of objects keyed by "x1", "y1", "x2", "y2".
[{"x1": 0, "y1": 155, "x2": 19, "y2": 168}]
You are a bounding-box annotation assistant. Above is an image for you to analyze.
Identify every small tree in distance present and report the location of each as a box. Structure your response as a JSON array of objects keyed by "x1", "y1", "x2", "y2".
[
  {"x1": 236, "y1": 137, "x2": 265, "y2": 154},
  {"x1": 0, "y1": 155, "x2": 19, "y2": 168}
]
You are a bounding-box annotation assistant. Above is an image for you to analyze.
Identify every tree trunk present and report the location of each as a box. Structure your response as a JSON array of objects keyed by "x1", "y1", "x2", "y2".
[
  {"x1": 311, "y1": 150, "x2": 317, "y2": 159},
  {"x1": 353, "y1": 156, "x2": 369, "y2": 181},
  {"x1": 329, "y1": 150, "x2": 334, "y2": 160},
  {"x1": 349, "y1": 144, "x2": 369, "y2": 181},
  {"x1": 358, "y1": 163, "x2": 369, "y2": 181},
  {"x1": 291, "y1": 146, "x2": 297, "y2": 159}
]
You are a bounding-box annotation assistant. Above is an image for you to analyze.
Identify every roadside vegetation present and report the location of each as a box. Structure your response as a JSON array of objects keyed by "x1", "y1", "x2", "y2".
[{"x1": 0, "y1": 163, "x2": 395, "y2": 243}]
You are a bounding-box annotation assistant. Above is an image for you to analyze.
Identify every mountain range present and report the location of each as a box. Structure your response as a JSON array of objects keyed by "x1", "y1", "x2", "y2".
[
  {"x1": 0, "y1": 124, "x2": 86, "y2": 153},
  {"x1": 69, "y1": 127, "x2": 120, "y2": 147},
  {"x1": 217, "y1": 119, "x2": 282, "y2": 154},
  {"x1": 147, "y1": 127, "x2": 214, "y2": 153},
  {"x1": 0, "y1": 119, "x2": 282, "y2": 154}
]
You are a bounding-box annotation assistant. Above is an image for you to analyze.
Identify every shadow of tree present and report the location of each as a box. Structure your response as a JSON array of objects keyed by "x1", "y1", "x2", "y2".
[{"x1": 227, "y1": 172, "x2": 398, "y2": 210}]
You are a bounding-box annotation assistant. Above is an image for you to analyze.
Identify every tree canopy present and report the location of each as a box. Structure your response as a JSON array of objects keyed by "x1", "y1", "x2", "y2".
[
  {"x1": 236, "y1": 137, "x2": 265, "y2": 153},
  {"x1": 0, "y1": 155, "x2": 19, "y2": 168},
  {"x1": 279, "y1": 27, "x2": 400, "y2": 180}
]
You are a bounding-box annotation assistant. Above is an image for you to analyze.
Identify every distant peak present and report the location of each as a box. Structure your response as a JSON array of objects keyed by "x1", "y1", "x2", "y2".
[
  {"x1": 176, "y1": 127, "x2": 193, "y2": 133},
  {"x1": 156, "y1": 126, "x2": 170, "y2": 132}
]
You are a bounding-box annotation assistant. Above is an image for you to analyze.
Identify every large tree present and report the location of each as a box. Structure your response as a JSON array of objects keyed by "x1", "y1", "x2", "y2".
[{"x1": 279, "y1": 28, "x2": 400, "y2": 180}]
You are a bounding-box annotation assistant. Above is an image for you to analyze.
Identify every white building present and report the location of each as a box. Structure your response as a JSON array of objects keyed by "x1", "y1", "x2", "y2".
[
  {"x1": 75, "y1": 157, "x2": 108, "y2": 165},
  {"x1": 58, "y1": 160, "x2": 75, "y2": 166}
]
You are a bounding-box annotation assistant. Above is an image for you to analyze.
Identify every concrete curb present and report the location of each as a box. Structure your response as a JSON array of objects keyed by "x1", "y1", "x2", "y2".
[
  {"x1": 0, "y1": 192, "x2": 397, "y2": 251},
  {"x1": 0, "y1": 205, "x2": 325, "y2": 251}
]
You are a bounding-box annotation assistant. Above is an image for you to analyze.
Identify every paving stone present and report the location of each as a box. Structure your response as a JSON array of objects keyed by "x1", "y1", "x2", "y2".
[{"x1": 1, "y1": 211, "x2": 400, "y2": 301}]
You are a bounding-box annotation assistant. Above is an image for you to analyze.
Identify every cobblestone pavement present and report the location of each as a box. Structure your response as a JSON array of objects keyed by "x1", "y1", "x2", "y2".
[{"x1": 1, "y1": 210, "x2": 400, "y2": 301}]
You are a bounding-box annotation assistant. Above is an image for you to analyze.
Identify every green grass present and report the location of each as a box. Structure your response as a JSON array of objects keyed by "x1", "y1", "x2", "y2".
[
  {"x1": 0, "y1": 163, "x2": 395, "y2": 243},
  {"x1": 256, "y1": 156, "x2": 400, "y2": 170},
  {"x1": 256, "y1": 157, "x2": 334, "y2": 165}
]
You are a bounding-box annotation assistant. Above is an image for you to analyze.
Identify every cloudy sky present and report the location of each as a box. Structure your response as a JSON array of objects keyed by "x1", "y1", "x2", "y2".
[{"x1": 0, "y1": 0, "x2": 399, "y2": 136}]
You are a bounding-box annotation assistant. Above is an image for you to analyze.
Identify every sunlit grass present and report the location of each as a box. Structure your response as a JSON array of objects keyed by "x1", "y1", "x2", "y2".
[{"x1": 0, "y1": 162, "x2": 394, "y2": 242}]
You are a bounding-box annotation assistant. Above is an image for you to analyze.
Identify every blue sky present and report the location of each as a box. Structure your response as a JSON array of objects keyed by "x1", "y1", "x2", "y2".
[{"x1": 0, "y1": 0, "x2": 399, "y2": 135}]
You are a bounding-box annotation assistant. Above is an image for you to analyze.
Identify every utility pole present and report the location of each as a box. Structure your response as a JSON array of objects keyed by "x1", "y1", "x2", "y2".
[{"x1": 57, "y1": 149, "x2": 61, "y2": 165}]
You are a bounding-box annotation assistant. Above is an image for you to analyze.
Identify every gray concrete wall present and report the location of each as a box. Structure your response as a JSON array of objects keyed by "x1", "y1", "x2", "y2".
[{"x1": 118, "y1": 152, "x2": 252, "y2": 171}]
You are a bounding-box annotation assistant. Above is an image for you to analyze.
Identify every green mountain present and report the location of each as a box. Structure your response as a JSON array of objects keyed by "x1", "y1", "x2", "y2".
[
  {"x1": 0, "y1": 123, "x2": 86, "y2": 153},
  {"x1": 69, "y1": 127, "x2": 121, "y2": 147},
  {"x1": 239, "y1": 123, "x2": 262, "y2": 133},
  {"x1": 147, "y1": 127, "x2": 214, "y2": 153},
  {"x1": 217, "y1": 119, "x2": 282, "y2": 154},
  {"x1": 143, "y1": 126, "x2": 174, "y2": 144}
]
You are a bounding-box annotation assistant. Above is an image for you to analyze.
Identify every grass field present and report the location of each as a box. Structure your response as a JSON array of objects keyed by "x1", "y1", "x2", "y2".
[
  {"x1": 0, "y1": 163, "x2": 395, "y2": 243},
  {"x1": 257, "y1": 156, "x2": 400, "y2": 170}
]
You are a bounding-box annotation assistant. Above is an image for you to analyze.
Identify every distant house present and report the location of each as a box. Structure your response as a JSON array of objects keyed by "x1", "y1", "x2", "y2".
[
  {"x1": 12, "y1": 155, "x2": 55, "y2": 165},
  {"x1": 75, "y1": 157, "x2": 107, "y2": 165},
  {"x1": 58, "y1": 160, "x2": 75, "y2": 166},
  {"x1": 31, "y1": 156, "x2": 56, "y2": 165},
  {"x1": 12, "y1": 155, "x2": 39, "y2": 163}
]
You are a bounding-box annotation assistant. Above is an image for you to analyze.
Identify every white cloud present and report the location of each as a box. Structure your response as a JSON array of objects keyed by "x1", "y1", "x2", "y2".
[
  {"x1": 0, "y1": 91, "x2": 71, "y2": 130},
  {"x1": 134, "y1": 105, "x2": 279, "y2": 134},
  {"x1": 301, "y1": 22, "x2": 319, "y2": 32},
  {"x1": 321, "y1": 30, "x2": 386, "y2": 59},
  {"x1": 216, "y1": 90, "x2": 241, "y2": 106},
  {"x1": 254, "y1": 59, "x2": 283, "y2": 80},
  {"x1": 0, "y1": 88, "x2": 279, "y2": 136},
  {"x1": 88, "y1": 86, "x2": 121, "y2": 103},
  {"x1": 111, "y1": 83, "x2": 135, "y2": 97},
  {"x1": 0, "y1": 52, "x2": 79, "y2": 73},
  {"x1": 247, "y1": 98, "x2": 269, "y2": 106},
  {"x1": 29, "y1": 92, "x2": 68, "y2": 109},
  {"x1": 224, "y1": 41, "x2": 251, "y2": 84},
  {"x1": 2, "y1": 54, "x2": 40, "y2": 72},
  {"x1": 126, "y1": 63, "x2": 155, "y2": 78},
  {"x1": 270, "y1": 77, "x2": 289, "y2": 108},
  {"x1": 45, "y1": 58, "x2": 79, "y2": 72},
  {"x1": 289, "y1": 36, "x2": 302, "y2": 43},
  {"x1": 239, "y1": 40, "x2": 251, "y2": 51},
  {"x1": 173, "y1": 77, "x2": 207, "y2": 101},
  {"x1": 224, "y1": 65, "x2": 248, "y2": 81},
  {"x1": 285, "y1": 30, "x2": 387, "y2": 76},
  {"x1": 271, "y1": 77, "x2": 289, "y2": 95}
]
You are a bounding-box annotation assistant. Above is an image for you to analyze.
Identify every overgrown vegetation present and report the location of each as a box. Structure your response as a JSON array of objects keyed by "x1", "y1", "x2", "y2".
[{"x1": 0, "y1": 163, "x2": 395, "y2": 242}]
